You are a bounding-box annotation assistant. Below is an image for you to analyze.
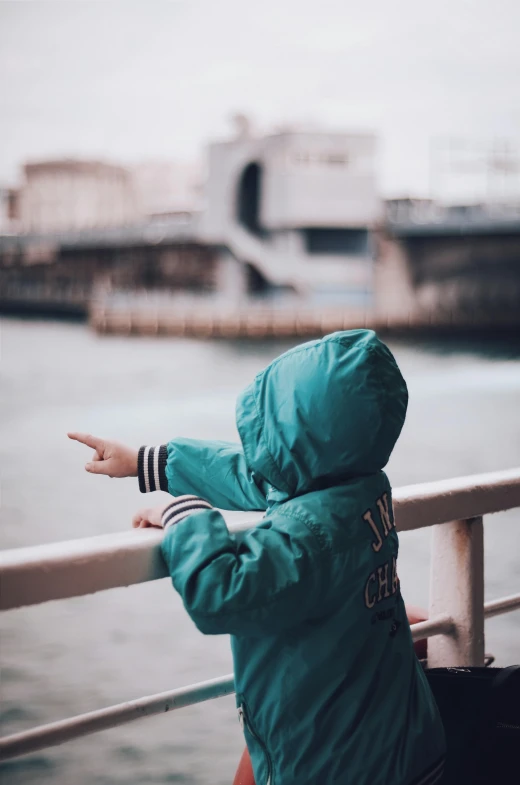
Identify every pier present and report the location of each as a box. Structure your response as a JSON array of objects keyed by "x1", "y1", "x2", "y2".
[
  {"x1": 89, "y1": 295, "x2": 520, "y2": 339},
  {"x1": 2, "y1": 203, "x2": 520, "y2": 338}
]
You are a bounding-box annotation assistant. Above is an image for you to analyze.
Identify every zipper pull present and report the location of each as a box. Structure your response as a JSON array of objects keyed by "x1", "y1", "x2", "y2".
[{"x1": 238, "y1": 706, "x2": 245, "y2": 730}]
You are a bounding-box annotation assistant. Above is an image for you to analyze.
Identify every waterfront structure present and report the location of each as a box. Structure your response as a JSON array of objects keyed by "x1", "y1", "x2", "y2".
[
  {"x1": 17, "y1": 159, "x2": 140, "y2": 233},
  {"x1": 378, "y1": 200, "x2": 520, "y2": 323},
  {"x1": 0, "y1": 130, "x2": 519, "y2": 333},
  {"x1": 201, "y1": 129, "x2": 380, "y2": 301},
  {"x1": 0, "y1": 186, "x2": 18, "y2": 234},
  {"x1": 131, "y1": 160, "x2": 202, "y2": 217}
]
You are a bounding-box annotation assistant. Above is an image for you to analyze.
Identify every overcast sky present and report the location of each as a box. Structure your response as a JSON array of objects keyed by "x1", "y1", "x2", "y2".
[{"x1": 1, "y1": 0, "x2": 519, "y2": 197}]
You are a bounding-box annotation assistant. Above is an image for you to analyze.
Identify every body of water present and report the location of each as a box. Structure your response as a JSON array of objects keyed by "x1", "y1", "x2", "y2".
[{"x1": 1, "y1": 319, "x2": 519, "y2": 784}]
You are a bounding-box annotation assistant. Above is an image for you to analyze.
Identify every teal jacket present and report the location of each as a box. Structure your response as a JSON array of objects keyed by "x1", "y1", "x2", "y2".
[{"x1": 154, "y1": 330, "x2": 445, "y2": 785}]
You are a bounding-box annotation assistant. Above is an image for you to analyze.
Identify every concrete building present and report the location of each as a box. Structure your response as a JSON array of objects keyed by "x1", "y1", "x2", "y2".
[
  {"x1": 18, "y1": 160, "x2": 140, "y2": 233},
  {"x1": 131, "y1": 160, "x2": 202, "y2": 217},
  {"x1": 200, "y1": 129, "x2": 381, "y2": 300},
  {"x1": 0, "y1": 187, "x2": 19, "y2": 234},
  {"x1": 4, "y1": 126, "x2": 517, "y2": 329}
]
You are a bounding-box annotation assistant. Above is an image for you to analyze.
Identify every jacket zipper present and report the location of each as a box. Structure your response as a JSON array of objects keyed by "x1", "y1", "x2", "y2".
[{"x1": 238, "y1": 705, "x2": 272, "y2": 785}]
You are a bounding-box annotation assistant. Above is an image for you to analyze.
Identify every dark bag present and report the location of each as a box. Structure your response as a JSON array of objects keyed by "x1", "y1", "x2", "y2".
[{"x1": 425, "y1": 665, "x2": 520, "y2": 785}]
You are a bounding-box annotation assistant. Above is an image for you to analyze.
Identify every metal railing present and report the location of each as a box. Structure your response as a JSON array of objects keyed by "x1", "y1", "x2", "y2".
[{"x1": 1, "y1": 468, "x2": 520, "y2": 761}]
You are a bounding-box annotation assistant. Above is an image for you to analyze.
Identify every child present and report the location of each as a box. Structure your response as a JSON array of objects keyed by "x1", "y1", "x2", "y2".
[{"x1": 69, "y1": 329, "x2": 445, "y2": 785}]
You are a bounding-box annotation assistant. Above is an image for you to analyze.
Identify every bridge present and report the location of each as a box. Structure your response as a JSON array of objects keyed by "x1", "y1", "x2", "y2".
[
  {"x1": 377, "y1": 203, "x2": 520, "y2": 324},
  {"x1": 1, "y1": 203, "x2": 519, "y2": 330}
]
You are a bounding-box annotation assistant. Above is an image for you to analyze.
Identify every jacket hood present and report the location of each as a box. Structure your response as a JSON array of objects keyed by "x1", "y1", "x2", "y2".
[{"x1": 236, "y1": 330, "x2": 408, "y2": 500}]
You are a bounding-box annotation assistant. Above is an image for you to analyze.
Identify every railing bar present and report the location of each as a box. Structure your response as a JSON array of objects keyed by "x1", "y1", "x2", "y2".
[
  {"x1": 1, "y1": 599, "x2": 518, "y2": 761},
  {"x1": 393, "y1": 467, "x2": 520, "y2": 532},
  {"x1": 410, "y1": 614, "x2": 454, "y2": 641},
  {"x1": 484, "y1": 593, "x2": 520, "y2": 619},
  {"x1": 0, "y1": 615, "x2": 456, "y2": 761},
  {"x1": 1, "y1": 468, "x2": 520, "y2": 611},
  {"x1": 428, "y1": 516, "x2": 485, "y2": 667},
  {"x1": 0, "y1": 673, "x2": 235, "y2": 761}
]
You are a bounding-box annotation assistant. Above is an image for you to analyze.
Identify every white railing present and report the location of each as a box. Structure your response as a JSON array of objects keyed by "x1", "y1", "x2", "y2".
[{"x1": 1, "y1": 468, "x2": 520, "y2": 761}]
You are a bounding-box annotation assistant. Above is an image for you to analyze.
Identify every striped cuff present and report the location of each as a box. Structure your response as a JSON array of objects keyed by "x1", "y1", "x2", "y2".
[
  {"x1": 162, "y1": 495, "x2": 213, "y2": 529},
  {"x1": 138, "y1": 445, "x2": 168, "y2": 493}
]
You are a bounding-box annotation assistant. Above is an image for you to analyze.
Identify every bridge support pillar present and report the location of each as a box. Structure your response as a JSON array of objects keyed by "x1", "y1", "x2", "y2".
[{"x1": 215, "y1": 249, "x2": 248, "y2": 304}]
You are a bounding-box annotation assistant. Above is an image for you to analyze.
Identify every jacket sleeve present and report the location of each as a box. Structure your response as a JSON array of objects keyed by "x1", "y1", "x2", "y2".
[
  {"x1": 160, "y1": 508, "x2": 326, "y2": 636},
  {"x1": 137, "y1": 438, "x2": 269, "y2": 511}
]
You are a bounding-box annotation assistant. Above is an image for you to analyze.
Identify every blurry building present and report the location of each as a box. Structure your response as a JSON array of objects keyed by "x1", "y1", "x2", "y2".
[
  {"x1": 201, "y1": 129, "x2": 381, "y2": 300},
  {"x1": 131, "y1": 160, "x2": 202, "y2": 218},
  {"x1": 3, "y1": 128, "x2": 518, "y2": 325},
  {"x1": 18, "y1": 160, "x2": 140, "y2": 233},
  {"x1": 0, "y1": 187, "x2": 20, "y2": 234}
]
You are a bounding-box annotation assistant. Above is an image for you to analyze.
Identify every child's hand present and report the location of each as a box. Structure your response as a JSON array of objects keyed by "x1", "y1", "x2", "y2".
[
  {"x1": 68, "y1": 432, "x2": 138, "y2": 478},
  {"x1": 132, "y1": 503, "x2": 171, "y2": 529}
]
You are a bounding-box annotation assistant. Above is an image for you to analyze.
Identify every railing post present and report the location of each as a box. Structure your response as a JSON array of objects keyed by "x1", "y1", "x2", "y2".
[{"x1": 428, "y1": 517, "x2": 485, "y2": 667}]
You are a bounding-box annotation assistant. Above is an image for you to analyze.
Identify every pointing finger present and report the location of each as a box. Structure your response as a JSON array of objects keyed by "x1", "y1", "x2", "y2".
[{"x1": 68, "y1": 432, "x2": 104, "y2": 451}]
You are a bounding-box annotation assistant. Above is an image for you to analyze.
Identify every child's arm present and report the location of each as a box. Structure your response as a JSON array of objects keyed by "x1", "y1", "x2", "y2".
[
  {"x1": 158, "y1": 499, "x2": 324, "y2": 636},
  {"x1": 146, "y1": 437, "x2": 268, "y2": 511},
  {"x1": 68, "y1": 433, "x2": 268, "y2": 511}
]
